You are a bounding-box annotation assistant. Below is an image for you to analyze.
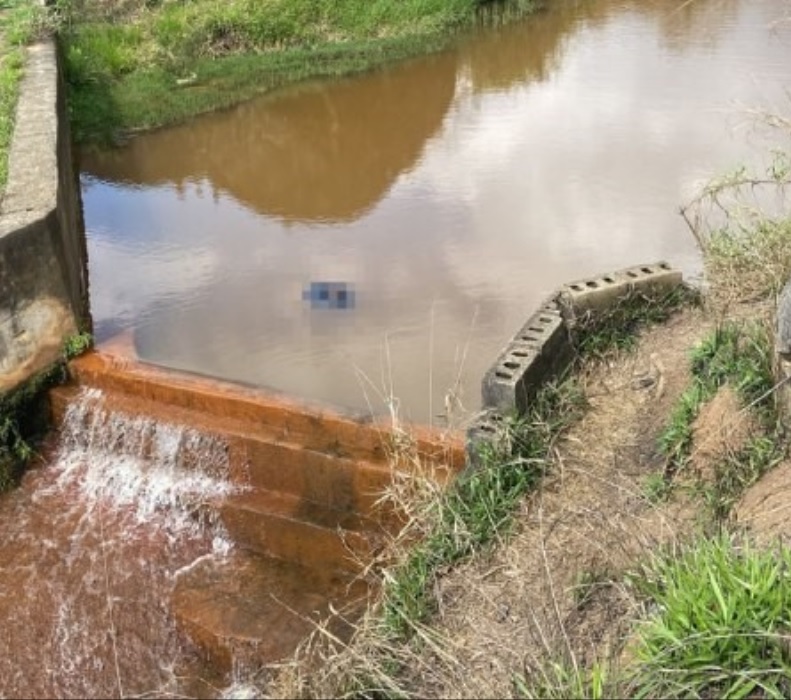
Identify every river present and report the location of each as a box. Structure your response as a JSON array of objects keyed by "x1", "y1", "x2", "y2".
[{"x1": 80, "y1": 0, "x2": 791, "y2": 422}]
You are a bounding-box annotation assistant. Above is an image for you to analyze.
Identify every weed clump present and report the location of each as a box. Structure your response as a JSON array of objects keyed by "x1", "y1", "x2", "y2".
[
  {"x1": 660, "y1": 320, "x2": 778, "y2": 472},
  {"x1": 570, "y1": 285, "x2": 699, "y2": 361},
  {"x1": 626, "y1": 535, "x2": 791, "y2": 700}
]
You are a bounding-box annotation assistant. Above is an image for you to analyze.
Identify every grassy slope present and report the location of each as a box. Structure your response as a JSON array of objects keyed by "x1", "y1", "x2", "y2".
[
  {"x1": 0, "y1": 0, "x2": 33, "y2": 197},
  {"x1": 62, "y1": 0, "x2": 539, "y2": 143}
]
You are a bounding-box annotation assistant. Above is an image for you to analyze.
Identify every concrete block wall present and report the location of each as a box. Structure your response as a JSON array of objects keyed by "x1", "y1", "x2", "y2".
[
  {"x1": 558, "y1": 261, "x2": 682, "y2": 324},
  {"x1": 0, "y1": 40, "x2": 89, "y2": 395},
  {"x1": 469, "y1": 261, "x2": 685, "y2": 468},
  {"x1": 481, "y1": 297, "x2": 571, "y2": 415}
]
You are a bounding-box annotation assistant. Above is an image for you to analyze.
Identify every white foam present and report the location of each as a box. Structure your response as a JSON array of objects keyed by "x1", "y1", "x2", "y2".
[{"x1": 50, "y1": 388, "x2": 242, "y2": 538}]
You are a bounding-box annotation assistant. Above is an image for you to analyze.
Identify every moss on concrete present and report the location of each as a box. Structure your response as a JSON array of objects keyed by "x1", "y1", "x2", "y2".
[{"x1": 0, "y1": 332, "x2": 91, "y2": 492}]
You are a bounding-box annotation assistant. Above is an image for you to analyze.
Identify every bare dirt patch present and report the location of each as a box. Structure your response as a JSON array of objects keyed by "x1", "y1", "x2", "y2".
[
  {"x1": 395, "y1": 307, "x2": 715, "y2": 698},
  {"x1": 688, "y1": 385, "x2": 759, "y2": 484},
  {"x1": 735, "y1": 459, "x2": 791, "y2": 546}
]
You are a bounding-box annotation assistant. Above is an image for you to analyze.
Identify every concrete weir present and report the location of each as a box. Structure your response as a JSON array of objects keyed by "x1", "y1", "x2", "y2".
[
  {"x1": 52, "y1": 334, "x2": 466, "y2": 674},
  {"x1": 0, "y1": 39, "x2": 88, "y2": 396}
]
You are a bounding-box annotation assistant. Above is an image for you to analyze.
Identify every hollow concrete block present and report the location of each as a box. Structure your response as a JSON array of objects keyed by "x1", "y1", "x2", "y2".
[
  {"x1": 558, "y1": 261, "x2": 683, "y2": 322},
  {"x1": 481, "y1": 298, "x2": 573, "y2": 415},
  {"x1": 465, "y1": 408, "x2": 508, "y2": 470}
]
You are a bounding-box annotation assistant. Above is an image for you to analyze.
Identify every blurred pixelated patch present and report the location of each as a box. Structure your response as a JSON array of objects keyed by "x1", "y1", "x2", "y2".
[{"x1": 303, "y1": 282, "x2": 356, "y2": 309}]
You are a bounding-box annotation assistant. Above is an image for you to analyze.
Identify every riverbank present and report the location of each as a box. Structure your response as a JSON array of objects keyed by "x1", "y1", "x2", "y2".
[{"x1": 60, "y1": 0, "x2": 540, "y2": 144}]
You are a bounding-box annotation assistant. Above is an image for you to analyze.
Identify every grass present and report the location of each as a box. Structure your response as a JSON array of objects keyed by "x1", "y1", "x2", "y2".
[
  {"x1": 513, "y1": 659, "x2": 611, "y2": 700},
  {"x1": 381, "y1": 379, "x2": 586, "y2": 642},
  {"x1": 58, "y1": 0, "x2": 541, "y2": 143},
  {"x1": 625, "y1": 535, "x2": 791, "y2": 699},
  {"x1": 0, "y1": 43, "x2": 22, "y2": 196},
  {"x1": 656, "y1": 319, "x2": 785, "y2": 520},
  {"x1": 642, "y1": 472, "x2": 671, "y2": 504},
  {"x1": 700, "y1": 434, "x2": 784, "y2": 522},
  {"x1": 569, "y1": 285, "x2": 699, "y2": 362},
  {"x1": 0, "y1": 0, "x2": 59, "y2": 195},
  {"x1": 0, "y1": 0, "x2": 52, "y2": 196},
  {"x1": 682, "y1": 133, "x2": 791, "y2": 312}
]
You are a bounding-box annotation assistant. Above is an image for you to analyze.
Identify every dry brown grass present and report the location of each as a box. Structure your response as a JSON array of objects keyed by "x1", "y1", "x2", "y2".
[{"x1": 680, "y1": 114, "x2": 791, "y2": 315}]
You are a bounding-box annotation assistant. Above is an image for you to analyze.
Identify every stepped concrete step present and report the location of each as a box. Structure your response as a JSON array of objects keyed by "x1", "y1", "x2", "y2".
[
  {"x1": 172, "y1": 549, "x2": 370, "y2": 677},
  {"x1": 237, "y1": 437, "x2": 401, "y2": 518},
  {"x1": 65, "y1": 350, "x2": 467, "y2": 471},
  {"x1": 217, "y1": 490, "x2": 384, "y2": 574},
  {"x1": 50, "y1": 384, "x2": 427, "y2": 519}
]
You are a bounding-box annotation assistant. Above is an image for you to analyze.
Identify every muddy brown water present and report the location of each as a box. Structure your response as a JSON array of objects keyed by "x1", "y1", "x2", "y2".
[
  {"x1": 81, "y1": 0, "x2": 791, "y2": 426},
  {"x1": 1, "y1": 1, "x2": 791, "y2": 698}
]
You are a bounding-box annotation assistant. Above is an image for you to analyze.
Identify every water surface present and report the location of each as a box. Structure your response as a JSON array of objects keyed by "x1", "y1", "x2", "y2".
[{"x1": 81, "y1": 0, "x2": 791, "y2": 424}]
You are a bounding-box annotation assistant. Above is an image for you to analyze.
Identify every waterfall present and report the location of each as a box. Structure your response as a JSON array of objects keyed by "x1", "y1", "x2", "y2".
[{"x1": 0, "y1": 388, "x2": 242, "y2": 698}]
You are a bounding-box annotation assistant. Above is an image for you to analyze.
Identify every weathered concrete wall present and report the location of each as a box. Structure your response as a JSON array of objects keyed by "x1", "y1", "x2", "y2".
[{"x1": 0, "y1": 39, "x2": 89, "y2": 395}]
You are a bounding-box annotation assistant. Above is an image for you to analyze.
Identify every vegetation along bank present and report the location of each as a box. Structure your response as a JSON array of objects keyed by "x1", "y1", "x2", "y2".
[{"x1": 57, "y1": 0, "x2": 541, "y2": 144}]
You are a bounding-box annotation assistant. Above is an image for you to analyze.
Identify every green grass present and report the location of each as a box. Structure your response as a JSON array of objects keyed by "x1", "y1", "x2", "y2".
[
  {"x1": 642, "y1": 472, "x2": 671, "y2": 504},
  {"x1": 382, "y1": 378, "x2": 586, "y2": 641},
  {"x1": 0, "y1": 47, "x2": 23, "y2": 195},
  {"x1": 700, "y1": 434, "x2": 783, "y2": 522},
  {"x1": 658, "y1": 319, "x2": 785, "y2": 520},
  {"x1": 514, "y1": 659, "x2": 611, "y2": 699},
  {"x1": 0, "y1": 0, "x2": 57, "y2": 194},
  {"x1": 626, "y1": 535, "x2": 791, "y2": 699},
  {"x1": 0, "y1": 0, "x2": 51, "y2": 196},
  {"x1": 59, "y1": 0, "x2": 540, "y2": 143}
]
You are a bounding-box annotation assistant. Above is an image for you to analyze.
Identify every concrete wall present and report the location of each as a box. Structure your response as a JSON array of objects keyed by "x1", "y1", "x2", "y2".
[
  {"x1": 467, "y1": 262, "x2": 685, "y2": 466},
  {"x1": 0, "y1": 39, "x2": 89, "y2": 395}
]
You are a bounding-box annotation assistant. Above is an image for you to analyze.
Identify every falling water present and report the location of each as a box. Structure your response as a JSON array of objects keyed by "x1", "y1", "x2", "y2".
[{"x1": 0, "y1": 389, "x2": 243, "y2": 698}]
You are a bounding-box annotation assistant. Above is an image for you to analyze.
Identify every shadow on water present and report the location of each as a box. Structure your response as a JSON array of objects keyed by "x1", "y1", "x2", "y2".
[
  {"x1": 81, "y1": 51, "x2": 459, "y2": 224},
  {"x1": 80, "y1": 0, "x2": 745, "y2": 224}
]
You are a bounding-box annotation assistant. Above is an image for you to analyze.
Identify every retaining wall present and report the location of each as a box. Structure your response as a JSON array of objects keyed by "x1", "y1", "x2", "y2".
[
  {"x1": 0, "y1": 39, "x2": 88, "y2": 395},
  {"x1": 468, "y1": 261, "x2": 685, "y2": 466}
]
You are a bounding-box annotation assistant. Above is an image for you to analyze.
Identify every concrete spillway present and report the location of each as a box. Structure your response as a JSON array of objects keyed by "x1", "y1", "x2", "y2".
[{"x1": 47, "y1": 336, "x2": 465, "y2": 686}]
